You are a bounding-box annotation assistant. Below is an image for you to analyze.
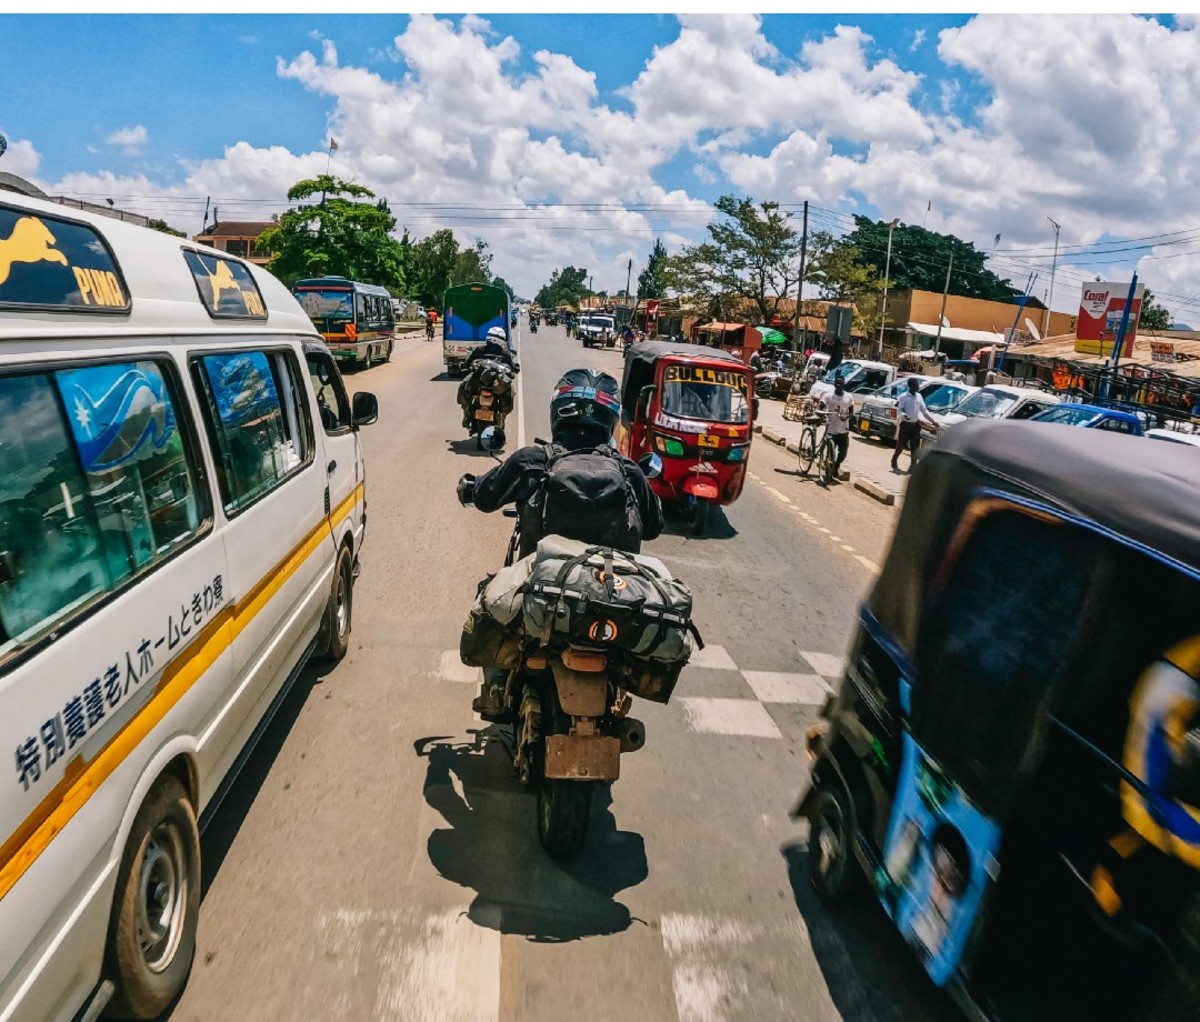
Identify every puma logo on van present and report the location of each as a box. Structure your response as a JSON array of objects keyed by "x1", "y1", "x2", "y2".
[
  {"x1": 197, "y1": 256, "x2": 243, "y2": 311},
  {"x1": 0, "y1": 216, "x2": 69, "y2": 285}
]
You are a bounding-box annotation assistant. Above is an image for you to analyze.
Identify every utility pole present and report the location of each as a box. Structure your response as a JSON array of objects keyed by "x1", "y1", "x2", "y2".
[
  {"x1": 876, "y1": 217, "x2": 899, "y2": 359},
  {"x1": 932, "y1": 252, "x2": 954, "y2": 357},
  {"x1": 1043, "y1": 217, "x2": 1061, "y2": 336},
  {"x1": 795, "y1": 200, "x2": 808, "y2": 353}
]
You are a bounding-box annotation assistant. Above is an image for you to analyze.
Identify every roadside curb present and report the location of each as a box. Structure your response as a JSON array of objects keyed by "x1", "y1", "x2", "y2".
[{"x1": 753, "y1": 423, "x2": 899, "y2": 508}]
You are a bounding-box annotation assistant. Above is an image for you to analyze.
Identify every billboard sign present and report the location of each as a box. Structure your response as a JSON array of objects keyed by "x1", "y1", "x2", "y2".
[{"x1": 1074, "y1": 281, "x2": 1144, "y2": 357}]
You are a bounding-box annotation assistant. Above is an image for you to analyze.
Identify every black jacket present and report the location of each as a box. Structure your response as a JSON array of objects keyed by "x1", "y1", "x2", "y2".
[
  {"x1": 473, "y1": 428, "x2": 664, "y2": 557},
  {"x1": 466, "y1": 340, "x2": 516, "y2": 369}
]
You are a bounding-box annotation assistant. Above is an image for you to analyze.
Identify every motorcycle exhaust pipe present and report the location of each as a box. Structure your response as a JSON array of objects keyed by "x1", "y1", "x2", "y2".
[{"x1": 615, "y1": 717, "x2": 646, "y2": 753}]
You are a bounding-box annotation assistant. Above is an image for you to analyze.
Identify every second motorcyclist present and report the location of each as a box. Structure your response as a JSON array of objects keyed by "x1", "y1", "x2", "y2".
[{"x1": 457, "y1": 326, "x2": 518, "y2": 429}]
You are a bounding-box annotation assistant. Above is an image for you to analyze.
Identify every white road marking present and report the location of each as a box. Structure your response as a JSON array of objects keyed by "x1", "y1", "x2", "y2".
[
  {"x1": 764, "y1": 486, "x2": 792, "y2": 504},
  {"x1": 741, "y1": 671, "x2": 832, "y2": 705},
  {"x1": 438, "y1": 650, "x2": 479, "y2": 683},
  {"x1": 799, "y1": 651, "x2": 845, "y2": 677},
  {"x1": 687, "y1": 644, "x2": 739, "y2": 671},
  {"x1": 318, "y1": 908, "x2": 501, "y2": 1022},
  {"x1": 828, "y1": 535, "x2": 841, "y2": 542},
  {"x1": 855, "y1": 554, "x2": 881, "y2": 573},
  {"x1": 818, "y1": 527, "x2": 831, "y2": 534},
  {"x1": 678, "y1": 697, "x2": 783, "y2": 738},
  {"x1": 841, "y1": 544, "x2": 855, "y2": 552}
]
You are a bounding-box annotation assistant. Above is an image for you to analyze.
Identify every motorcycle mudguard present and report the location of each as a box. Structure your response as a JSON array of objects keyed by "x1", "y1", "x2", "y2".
[{"x1": 683, "y1": 476, "x2": 720, "y2": 501}]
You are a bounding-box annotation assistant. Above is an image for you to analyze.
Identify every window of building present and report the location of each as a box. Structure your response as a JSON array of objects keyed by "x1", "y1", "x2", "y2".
[
  {"x1": 225, "y1": 239, "x2": 248, "y2": 257},
  {"x1": 195, "y1": 350, "x2": 312, "y2": 512},
  {"x1": 0, "y1": 361, "x2": 206, "y2": 654}
]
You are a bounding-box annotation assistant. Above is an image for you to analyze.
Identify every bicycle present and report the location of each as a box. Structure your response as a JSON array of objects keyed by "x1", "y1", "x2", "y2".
[{"x1": 797, "y1": 408, "x2": 840, "y2": 486}]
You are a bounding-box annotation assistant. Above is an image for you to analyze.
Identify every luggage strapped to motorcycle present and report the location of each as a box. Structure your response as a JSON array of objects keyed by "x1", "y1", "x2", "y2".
[{"x1": 526, "y1": 544, "x2": 704, "y2": 654}]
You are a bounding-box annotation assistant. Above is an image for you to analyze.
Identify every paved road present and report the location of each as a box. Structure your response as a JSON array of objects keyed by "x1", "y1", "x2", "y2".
[{"x1": 165, "y1": 323, "x2": 958, "y2": 1022}]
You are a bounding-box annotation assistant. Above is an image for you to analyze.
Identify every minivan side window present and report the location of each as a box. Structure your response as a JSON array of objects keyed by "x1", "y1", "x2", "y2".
[
  {"x1": 195, "y1": 350, "x2": 313, "y2": 513},
  {"x1": 0, "y1": 361, "x2": 206, "y2": 653},
  {"x1": 306, "y1": 351, "x2": 352, "y2": 433}
]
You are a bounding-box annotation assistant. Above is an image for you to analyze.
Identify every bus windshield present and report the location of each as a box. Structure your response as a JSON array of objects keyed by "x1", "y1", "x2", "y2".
[{"x1": 295, "y1": 289, "x2": 353, "y2": 323}]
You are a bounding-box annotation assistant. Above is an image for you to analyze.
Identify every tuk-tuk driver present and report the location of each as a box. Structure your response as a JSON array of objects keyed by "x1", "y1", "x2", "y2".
[{"x1": 1091, "y1": 635, "x2": 1200, "y2": 917}]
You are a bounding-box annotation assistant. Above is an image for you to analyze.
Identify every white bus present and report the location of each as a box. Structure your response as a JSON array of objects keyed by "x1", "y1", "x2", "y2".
[{"x1": 0, "y1": 193, "x2": 377, "y2": 1021}]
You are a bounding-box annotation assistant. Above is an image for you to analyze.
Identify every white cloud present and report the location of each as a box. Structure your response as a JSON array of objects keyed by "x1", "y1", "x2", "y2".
[
  {"x1": 18, "y1": 13, "x2": 1200, "y2": 320},
  {"x1": 105, "y1": 124, "x2": 148, "y2": 156}
]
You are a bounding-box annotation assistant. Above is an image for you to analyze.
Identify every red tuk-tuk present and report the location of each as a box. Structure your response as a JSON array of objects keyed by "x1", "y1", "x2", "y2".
[{"x1": 618, "y1": 341, "x2": 756, "y2": 535}]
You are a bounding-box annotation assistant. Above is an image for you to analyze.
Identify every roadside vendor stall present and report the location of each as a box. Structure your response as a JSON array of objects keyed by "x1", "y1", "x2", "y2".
[{"x1": 693, "y1": 321, "x2": 762, "y2": 362}]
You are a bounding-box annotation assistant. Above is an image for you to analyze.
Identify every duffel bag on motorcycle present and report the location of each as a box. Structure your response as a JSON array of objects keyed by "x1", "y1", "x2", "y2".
[
  {"x1": 522, "y1": 537, "x2": 698, "y2": 669},
  {"x1": 459, "y1": 558, "x2": 528, "y2": 669}
]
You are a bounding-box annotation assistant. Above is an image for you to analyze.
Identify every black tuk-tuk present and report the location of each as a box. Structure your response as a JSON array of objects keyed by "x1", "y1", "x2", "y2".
[{"x1": 796, "y1": 421, "x2": 1200, "y2": 1020}]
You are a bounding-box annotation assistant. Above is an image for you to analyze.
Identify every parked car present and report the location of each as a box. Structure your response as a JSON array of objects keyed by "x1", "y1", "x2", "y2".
[
  {"x1": 855, "y1": 377, "x2": 977, "y2": 441},
  {"x1": 808, "y1": 359, "x2": 896, "y2": 411},
  {"x1": 1145, "y1": 427, "x2": 1200, "y2": 447},
  {"x1": 932, "y1": 383, "x2": 1060, "y2": 430},
  {"x1": 1029, "y1": 403, "x2": 1144, "y2": 435}
]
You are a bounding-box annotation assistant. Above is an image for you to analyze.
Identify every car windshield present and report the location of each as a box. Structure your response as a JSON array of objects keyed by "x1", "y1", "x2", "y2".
[
  {"x1": 922, "y1": 383, "x2": 970, "y2": 412},
  {"x1": 1032, "y1": 405, "x2": 1101, "y2": 426},
  {"x1": 662, "y1": 379, "x2": 750, "y2": 423},
  {"x1": 956, "y1": 388, "x2": 1018, "y2": 419},
  {"x1": 820, "y1": 361, "x2": 862, "y2": 384},
  {"x1": 295, "y1": 289, "x2": 353, "y2": 323}
]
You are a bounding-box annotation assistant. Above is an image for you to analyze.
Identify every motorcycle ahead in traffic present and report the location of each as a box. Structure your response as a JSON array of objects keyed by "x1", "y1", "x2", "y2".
[{"x1": 458, "y1": 429, "x2": 696, "y2": 859}]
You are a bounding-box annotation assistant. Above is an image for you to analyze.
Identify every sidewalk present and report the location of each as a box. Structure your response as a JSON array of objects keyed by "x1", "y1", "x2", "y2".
[{"x1": 754, "y1": 397, "x2": 911, "y2": 507}]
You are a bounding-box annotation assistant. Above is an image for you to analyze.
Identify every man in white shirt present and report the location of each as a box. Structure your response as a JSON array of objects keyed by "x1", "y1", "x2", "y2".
[
  {"x1": 824, "y1": 376, "x2": 855, "y2": 475},
  {"x1": 892, "y1": 377, "x2": 940, "y2": 472}
]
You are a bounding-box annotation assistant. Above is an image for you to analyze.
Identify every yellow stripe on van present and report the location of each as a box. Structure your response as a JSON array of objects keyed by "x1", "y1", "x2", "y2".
[{"x1": 0, "y1": 482, "x2": 364, "y2": 902}]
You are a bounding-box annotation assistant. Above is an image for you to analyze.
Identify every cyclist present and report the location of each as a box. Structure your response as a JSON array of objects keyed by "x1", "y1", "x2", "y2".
[
  {"x1": 425, "y1": 316, "x2": 435, "y2": 341},
  {"x1": 822, "y1": 375, "x2": 855, "y2": 476}
]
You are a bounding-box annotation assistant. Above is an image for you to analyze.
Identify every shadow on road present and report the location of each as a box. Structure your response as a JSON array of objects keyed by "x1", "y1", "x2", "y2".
[
  {"x1": 430, "y1": 371, "x2": 457, "y2": 382},
  {"x1": 446, "y1": 437, "x2": 502, "y2": 457},
  {"x1": 414, "y1": 729, "x2": 648, "y2": 941},
  {"x1": 658, "y1": 502, "x2": 739, "y2": 541},
  {"x1": 780, "y1": 839, "x2": 959, "y2": 1022}
]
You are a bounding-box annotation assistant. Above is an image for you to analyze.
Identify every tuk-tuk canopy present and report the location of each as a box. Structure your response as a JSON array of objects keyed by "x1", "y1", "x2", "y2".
[
  {"x1": 868, "y1": 420, "x2": 1200, "y2": 817},
  {"x1": 620, "y1": 340, "x2": 748, "y2": 411}
]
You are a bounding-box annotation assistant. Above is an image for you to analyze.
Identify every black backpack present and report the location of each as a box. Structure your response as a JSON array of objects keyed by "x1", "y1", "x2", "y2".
[{"x1": 531, "y1": 443, "x2": 643, "y2": 552}]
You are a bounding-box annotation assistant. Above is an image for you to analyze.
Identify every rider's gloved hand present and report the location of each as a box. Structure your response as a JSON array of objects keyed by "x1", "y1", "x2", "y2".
[{"x1": 457, "y1": 473, "x2": 477, "y2": 506}]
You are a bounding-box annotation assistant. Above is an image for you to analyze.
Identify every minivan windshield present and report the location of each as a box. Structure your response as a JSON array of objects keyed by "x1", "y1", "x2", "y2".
[
  {"x1": 820, "y1": 361, "x2": 862, "y2": 384},
  {"x1": 922, "y1": 383, "x2": 971, "y2": 413},
  {"x1": 956, "y1": 388, "x2": 1018, "y2": 419},
  {"x1": 1032, "y1": 405, "x2": 1101, "y2": 426}
]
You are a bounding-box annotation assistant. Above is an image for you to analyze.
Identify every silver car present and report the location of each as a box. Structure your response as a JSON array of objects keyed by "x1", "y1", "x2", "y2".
[{"x1": 855, "y1": 378, "x2": 976, "y2": 441}]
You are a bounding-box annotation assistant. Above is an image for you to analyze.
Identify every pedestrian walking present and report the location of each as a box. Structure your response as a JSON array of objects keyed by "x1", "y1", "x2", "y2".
[
  {"x1": 892, "y1": 377, "x2": 940, "y2": 473},
  {"x1": 825, "y1": 377, "x2": 855, "y2": 475}
]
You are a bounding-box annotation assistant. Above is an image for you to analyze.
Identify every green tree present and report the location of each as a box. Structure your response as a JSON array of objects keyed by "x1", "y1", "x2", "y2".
[
  {"x1": 1140, "y1": 288, "x2": 1172, "y2": 331},
  {"x1": 257, "y1": 175, "x2": 407, "y2": 292},
  {"x1": 661, "y1": 195, "x2": 802, "y2": 323},
  {"x1": 803, "y1": 232, "x2": 887, "y2": 335},
  {"x1": 491, "y1": 276, "x2": 515, "y2": 299},
  {"x1": 840, "y1": 216, "x2": 1017, "y2": 302},
  {"x1": 535, "y1": 266, "x2": 589, "y2": 308},
  {"x1": 637, "y1": 238, "x2": 669, "y2": 300},
  {"x1": 148, "y1": 218, "x2": 185, "y2": 238},
  {"x1": 450, "y1": 238, "x2": 493, "y2": 287},
  {"x1": 409, "y1": 228, "x2": 460, "y2": 306}
]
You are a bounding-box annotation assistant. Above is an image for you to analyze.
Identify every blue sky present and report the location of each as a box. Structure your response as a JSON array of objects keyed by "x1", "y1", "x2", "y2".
[{"x1": 3, "y1": 12, "x2": 1199, "y2": 319}]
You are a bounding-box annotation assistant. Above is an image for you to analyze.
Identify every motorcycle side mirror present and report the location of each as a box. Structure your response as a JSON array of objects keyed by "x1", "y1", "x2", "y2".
[
  {"x1": 351, "y1": 391, "x2": 379, "y2": 427},
  {"x1": 479, "y1": 426, "x2": 506, "y2": 451},
  {"x1": 638, "y1": 453, "x2": 664, "y2": 479}
]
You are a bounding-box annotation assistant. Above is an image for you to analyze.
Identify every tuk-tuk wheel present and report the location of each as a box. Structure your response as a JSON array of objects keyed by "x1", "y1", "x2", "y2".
[
  {"x1": 808, "y1": 787, "x2": 853, "y2": 904},
  {"x1": 689, "y1": 500, "x2": 710, "y2": 536}
]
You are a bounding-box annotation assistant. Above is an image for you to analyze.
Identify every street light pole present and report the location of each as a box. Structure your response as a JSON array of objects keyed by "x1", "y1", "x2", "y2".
[
  {"x1": 876, "y1": 217, "x2": 900, "y2": 359},
  {"x1": 1043, "y1": 217, "x2": 1061, "y2": 336}
]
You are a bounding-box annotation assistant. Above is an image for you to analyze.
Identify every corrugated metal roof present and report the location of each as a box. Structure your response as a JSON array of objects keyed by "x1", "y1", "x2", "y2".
[{"x1": 907, "y1": 322, "x2": 1005, "y2": 344}]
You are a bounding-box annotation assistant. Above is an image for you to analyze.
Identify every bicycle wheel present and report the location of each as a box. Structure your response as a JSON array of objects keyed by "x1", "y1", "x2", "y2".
[
  {"x1": 797, "y1": 427, "x2": 817, "y2": 475},
  {"x1": 820, "y1": 439, "x2": 838, "y2": 485}
]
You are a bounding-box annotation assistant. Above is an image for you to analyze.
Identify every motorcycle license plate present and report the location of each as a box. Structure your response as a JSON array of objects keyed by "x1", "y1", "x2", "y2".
[
  {"x1": 860, "y1": 417, "x2": 870, "y2": 432},
  {"x1": 475, "y1": 409, "x2": 495, "y2": 422},
  {"x1": 479, "y1": 392, "x2": 494, "y2": 408}
]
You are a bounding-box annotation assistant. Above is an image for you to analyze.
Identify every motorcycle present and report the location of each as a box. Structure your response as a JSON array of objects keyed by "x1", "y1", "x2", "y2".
[
  {"x1": 458, "y1": 359, "x2": 515, "y2": 447},
  {"x1": 530, "y1": 320, "x2": 539, "y2": 334},
  {"x1": 461, "y1": 429, "x2": 682, "y2": 859}
]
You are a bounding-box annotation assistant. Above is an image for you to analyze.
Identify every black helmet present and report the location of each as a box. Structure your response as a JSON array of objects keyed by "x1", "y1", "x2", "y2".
[{"x1": 550, "y1": 369, "x2": 621, "y2": 440}]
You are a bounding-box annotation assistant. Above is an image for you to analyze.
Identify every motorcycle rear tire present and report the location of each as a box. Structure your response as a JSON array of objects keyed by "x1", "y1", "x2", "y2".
[{"x1": 537, "y1": 776, "x2": 594, "y2": 861}]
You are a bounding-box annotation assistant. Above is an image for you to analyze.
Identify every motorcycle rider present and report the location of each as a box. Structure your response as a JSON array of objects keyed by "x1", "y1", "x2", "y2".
[
  {"x1": 457, "y1": 369, "x2": 664, "y2": 718},
  {"x1": 459, "y1": 326, "x2": 518, "y2": 428}
]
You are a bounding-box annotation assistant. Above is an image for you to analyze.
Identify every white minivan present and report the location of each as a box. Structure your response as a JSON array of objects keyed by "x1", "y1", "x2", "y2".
[{"x1": 0, "y1": 194, "x2": 377, "y2": 1021}]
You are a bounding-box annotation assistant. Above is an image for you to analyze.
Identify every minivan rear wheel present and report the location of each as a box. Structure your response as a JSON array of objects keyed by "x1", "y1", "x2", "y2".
[{"x1": 322, "y1": 546, "x2": 354, "y2": 662}]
